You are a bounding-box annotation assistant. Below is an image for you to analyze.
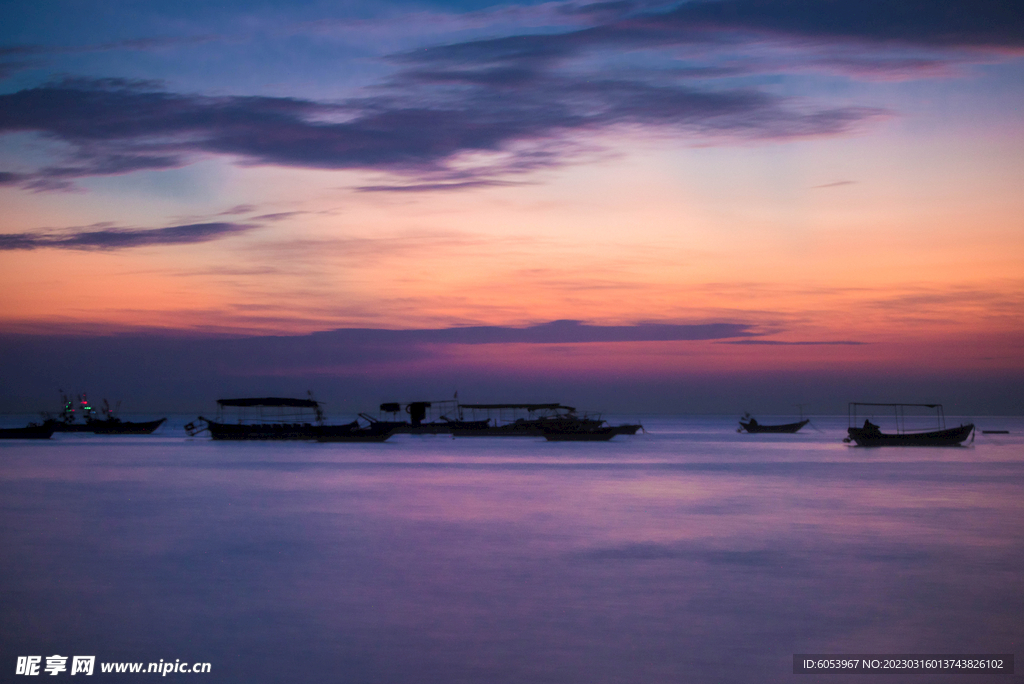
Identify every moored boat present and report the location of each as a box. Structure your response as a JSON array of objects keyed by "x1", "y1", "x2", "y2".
[
  {"x1": 187, "y1": 396, "x2": 398, "y2": 442},
  {"x1": 189, "y1": 397, "x2": 323, "y2": 440},
  {"x1": 844, "y1": 403, "x2": 974, "y2": 447},
  {"x1": 738, "y1": 414, "x2": 809, "y2": 434}
]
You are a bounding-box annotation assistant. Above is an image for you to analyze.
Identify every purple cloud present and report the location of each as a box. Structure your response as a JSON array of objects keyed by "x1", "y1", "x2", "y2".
[
  {"x1": 0, "y1": 222, "x2": 256, "y2": 251},
  {"x1": 0, "y1": 74, "x2": 881, "y2": 190}
]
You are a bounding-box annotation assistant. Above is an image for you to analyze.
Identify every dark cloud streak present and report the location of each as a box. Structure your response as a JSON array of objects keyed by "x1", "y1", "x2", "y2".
[
  {"x1": 5, "y1": 0, "x2": 1013, "y2": 190},
  {"x1": 0, "y1": 75, "x2": 881, "y2": 190},
  {"x1": 0, "y1": 222, "x2": 256, "y2": 251}
]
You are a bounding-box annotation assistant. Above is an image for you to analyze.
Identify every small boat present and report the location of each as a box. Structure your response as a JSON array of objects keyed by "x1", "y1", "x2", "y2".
[
  {"x1": 0, "y1": 420, "x2": 57, "y2": 440},
  {"x1": 844, "y1": 403, "x2": 974, "y2": 447},
  {"x1": 738, "y1": 413, "x2": 809, "y2": 434}
]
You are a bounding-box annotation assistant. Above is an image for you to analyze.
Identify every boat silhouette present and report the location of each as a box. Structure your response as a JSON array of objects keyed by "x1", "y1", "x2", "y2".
[
  {"x1": 844, "y1": 403, "x2": 974, "y2": 446},
  {"x1": 187, "y1": 396, "x2": 397, "y2": 441},
  {"x1": 0, "y1": 420, "x2": 57, "y2": 440},
  {"x1": 51, "y1": 393, "x2": 166, "y2": 434},
  {"x1": 738, "y1": 413, "x2": 809, "y2": 434}
]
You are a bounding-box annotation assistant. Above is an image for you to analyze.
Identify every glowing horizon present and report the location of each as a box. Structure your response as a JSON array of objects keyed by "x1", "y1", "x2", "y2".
[{"x1": 1, "y1": 0, "x2": 1023, "y2": 412}]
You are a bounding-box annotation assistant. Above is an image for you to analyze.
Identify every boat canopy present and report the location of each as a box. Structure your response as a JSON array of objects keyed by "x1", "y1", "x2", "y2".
[
  {"x1": 458, "y1": 403, "x2": 575, "y2": 411},
  {"x1": 849, "y1": 402, "x2": 940, "y2": 409},
  {"x1": 217, "y1": 397, "x2": 320, "y2": 408},
  {"x1": 848, "y1": 402, "x2": 946, "y2": 433}
]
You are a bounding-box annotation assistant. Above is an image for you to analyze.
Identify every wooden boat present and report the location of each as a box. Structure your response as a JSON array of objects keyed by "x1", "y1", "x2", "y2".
[
  {"x1": 187, "y1": 397, "x2": 396, "y2": 442},
  {"x1": 0, "y1": 421, "x2": 57, "y2": 439},
  {"x1": 189, "y1": 397, "x2": 324, "y2": 440},
  {"x1": 844, "y1": 403, "x2": 974, "y2": 447},
  {"x1": 738, "y1": 414, "x2": 809, "y2": 434}
]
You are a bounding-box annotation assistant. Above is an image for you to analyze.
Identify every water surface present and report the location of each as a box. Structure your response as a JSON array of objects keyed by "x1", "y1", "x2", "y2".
[{"x1": 2, "y1": 416, "x2": 1021, "y2": 682}]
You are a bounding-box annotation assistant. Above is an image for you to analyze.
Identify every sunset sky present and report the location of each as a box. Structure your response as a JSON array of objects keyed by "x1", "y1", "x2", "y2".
[{"x1": 1, "y1": 0, "x2": 1022, "y2": 414}]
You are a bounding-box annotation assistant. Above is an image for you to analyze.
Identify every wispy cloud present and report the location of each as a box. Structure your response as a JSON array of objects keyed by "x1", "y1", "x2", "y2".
[
  {"x1": 811, "y1": 180, "x2": 855, "y2": 189},
  {"x1": 0, "y1": 222, "x2": 256, "y2": 251},
  {"x1": 3, "y1": 0, "x2": 1018, "y2": 191},
  {"x1": 0, "y1": 64, "x2": 880, "y2": 191},
  {"x1": 720, "y1": 339, "x2": 865, "y2": 346},
  {"x1": 356, "y1": 180, "x2": 528, "y2": 193}
]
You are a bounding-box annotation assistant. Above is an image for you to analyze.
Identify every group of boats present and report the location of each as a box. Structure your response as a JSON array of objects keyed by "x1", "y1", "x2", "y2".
[
  {"x1": 738, "y1": 402, "x2": 975, "y2": 446},
  {"x1": 0, "y1": 393, "x2": 167, "y2": 440},
  {"x1": 183, "y1": 398, "x2": 644, "y2": 442},
  {"x1": 1, "y1": 393, "x2": 978, "y2": 447}
]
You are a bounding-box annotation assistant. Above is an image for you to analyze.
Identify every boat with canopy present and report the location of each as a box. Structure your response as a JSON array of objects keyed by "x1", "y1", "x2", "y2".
[{"x1": 844, "y1": 403, "x2": 974, "y2": 446}]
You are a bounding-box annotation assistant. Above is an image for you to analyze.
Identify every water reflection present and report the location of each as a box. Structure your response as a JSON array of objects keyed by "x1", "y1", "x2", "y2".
[{"x1": 1, "y1": 417, "x2": 1021, "y2": 683}]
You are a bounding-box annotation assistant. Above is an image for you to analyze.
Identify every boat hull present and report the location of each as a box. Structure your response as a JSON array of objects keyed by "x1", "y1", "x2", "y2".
[
  {"x1": 610, "y1": 424, "x2": 642, "y2": 435},
  {"x1": 542, "y1": 427, "x2": 618, "y2": 441},
  {"x1": 847, "y1": 423, "x2": 974, "y2": 447},
  {"x1": 315, "y1": 423, "x2": 396, "y2": 442},
  {"x1": 52, "y1": 423, "x2": 95, "y2": 433},
  {"x1": 449, "y1": 421, "x2": 544, "y2": 437},
  {"x1": 0, "y1": 423, "x2": 56, "y2": 439},
  {"x1": 87, "y1": 418, "x2": 167, "y2": 435},
  {"x1": 202, "y1": 418, "x2": 320, "y2": 440},
  {"x1": 739, "y1": 419, "x2": 809, "y2": 434},
  {"x1": 395, "y1": 419, "x2": 492, "y2": 435}
]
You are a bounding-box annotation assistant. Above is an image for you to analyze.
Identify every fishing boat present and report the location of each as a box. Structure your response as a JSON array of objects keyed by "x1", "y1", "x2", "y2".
[
  {"x1": 844, "y1": 403, "x2": 974, "y2": 447},
  {"x1": 0, "y1": 420, "x2": 57, "y2": 439},
  {"x1": 738, "y1": 413, "x2": 809, "y2": 434},
  {"x1": 51, "y1": 393, "x2": 166, "y2": 434}
]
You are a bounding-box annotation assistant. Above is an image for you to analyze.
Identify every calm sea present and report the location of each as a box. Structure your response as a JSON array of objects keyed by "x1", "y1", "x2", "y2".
[{"x1": 2, "y1": 415, "x2": 1022, "y2": 683}]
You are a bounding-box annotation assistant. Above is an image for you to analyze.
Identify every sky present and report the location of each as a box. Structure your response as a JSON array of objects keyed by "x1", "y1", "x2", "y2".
[{"x1": 1, "y1": 0, "x2": 1023, "y2": 415}]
